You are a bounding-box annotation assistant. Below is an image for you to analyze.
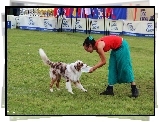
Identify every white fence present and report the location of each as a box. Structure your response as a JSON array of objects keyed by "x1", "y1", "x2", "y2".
[{"x1": 7, "y1": 15, "x2": 154, "y2": 37}]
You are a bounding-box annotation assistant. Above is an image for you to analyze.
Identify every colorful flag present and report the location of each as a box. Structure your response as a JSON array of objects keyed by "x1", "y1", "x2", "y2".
[
  {"x1": 72, "y1": 8, "x2": 77, "y2": 17},
  {"x1": 77, "y1": 8, "x2": 81, "y2": 17},
  {"x1": 111, "y1": 8, "x2": 127, "y2": 20},
  {"x1": 111, "y1": 8, "x2": 116, "y2": 19},
  {"x1": 53, "y1": 8, "x2": 63, "y2": 17},
  {"x1": 63, "y1": 8, "x2": 71, "y2": 18},
  {"x1": 84, "y1": 8, "x2": 92, "y2": 18},
  {"x1": 106, "y1": 8, "x2": 113, "y2": 18},
  {"x1": 53, "y1": 8, "x2": 58, "y2": 17},
  {"x1": 65, "y1": 8, "x2": 76, "y2": 18},
  {"x1": 91, "y1": 8, "x2": 98, "y2": 19},
  {"x1": 97, "y1": 8, "x2": 104, "y2": 19},
  {"x1": 76, "y1": 8, "x2": 84, "y2": 18}
]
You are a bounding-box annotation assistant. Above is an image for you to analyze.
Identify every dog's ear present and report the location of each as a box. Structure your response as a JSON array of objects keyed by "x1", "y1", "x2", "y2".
[{"x1": 76, "y1": 62, "x2": 84, "y2": 71}]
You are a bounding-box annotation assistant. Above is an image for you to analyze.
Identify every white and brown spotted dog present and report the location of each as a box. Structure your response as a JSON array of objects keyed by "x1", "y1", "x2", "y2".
[{"x1": 39, "y1": 48, "x2": 88, "y2": 94}]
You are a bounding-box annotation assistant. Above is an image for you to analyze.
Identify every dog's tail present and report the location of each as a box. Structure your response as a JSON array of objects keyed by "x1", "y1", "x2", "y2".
[{"x1": 39, "y1": 48, "x2": 52, "y2": 66}]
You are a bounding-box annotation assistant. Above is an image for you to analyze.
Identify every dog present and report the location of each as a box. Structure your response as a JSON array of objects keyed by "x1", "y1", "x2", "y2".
[{"x1": 39, "y1": 48, "x2": 88, "y2": 94}]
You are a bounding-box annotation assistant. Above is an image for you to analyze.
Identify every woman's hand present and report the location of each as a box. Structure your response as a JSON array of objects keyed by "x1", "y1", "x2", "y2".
[{"x1": 89, "y1": 67, "x2": 95, "y2": 73}]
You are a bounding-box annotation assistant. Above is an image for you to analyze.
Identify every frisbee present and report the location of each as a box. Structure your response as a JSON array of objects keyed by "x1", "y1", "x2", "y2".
[{"x1": 81, "y1": 66, "x2": 92, "y2": 73}]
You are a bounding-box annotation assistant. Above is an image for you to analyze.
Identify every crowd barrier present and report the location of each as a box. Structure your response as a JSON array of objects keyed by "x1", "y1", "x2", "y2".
[{"x1": 7, "y1": 15, "x2": 154, "y2": 37}]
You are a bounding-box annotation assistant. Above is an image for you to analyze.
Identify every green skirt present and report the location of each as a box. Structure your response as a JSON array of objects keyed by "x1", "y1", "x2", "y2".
[{"x1": 108, "y1": 39, "x2": 134, "y2": 85}]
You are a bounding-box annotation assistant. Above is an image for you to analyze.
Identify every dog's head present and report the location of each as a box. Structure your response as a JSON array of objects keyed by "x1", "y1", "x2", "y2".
[{"x1": 74, "y1": 60, "x2": 87, "y2": 72}]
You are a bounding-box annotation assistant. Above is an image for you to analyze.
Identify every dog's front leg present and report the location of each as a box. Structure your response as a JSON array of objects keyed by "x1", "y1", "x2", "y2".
[
  {"x1": 74, "y1": 81, "x2": 87, "y2": 92},
  {"x1": 66, "y1": 81, "x2": 74, "y2": 94}
]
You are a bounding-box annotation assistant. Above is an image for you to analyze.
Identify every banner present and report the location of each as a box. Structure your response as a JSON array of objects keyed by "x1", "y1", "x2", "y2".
[
  {"x1": 19, "y1": 15, "x2": 29, "y2": 30},
  {"x1": 140, "y1": 9, "x2": 148, "y2": 21},
  {"x1": 45, "y1": 17, "x2": 56, "y2": 31},
  {"x1": 12, "y1": 15, "x2": 154, "y2": 38},
  {"x1": 14, "y1": 16, "x2": 20, "y2": 27},
  {"x1": 140, "y1": 21, "x2": 154, "y2": 37},
  {"x1": 7, "y1": 15, "x2": 16, "y2": 29},
  {"x1": 109, "y1": 20, "x2": 123, "y2": 35},
  {"x1": 123, "y1": 21, "x2": 142, "y2": 37},
  {"x1": 74, "y1": 18, "x2": 86, "y2": 33},
  {"x1": 39, "y1": 17, "x2": 47, "y2": 31},
  {"x1": 39, "y1": 17, "x2": 57, "y2": 31},
  {"x1": 27, "y1": 16, "x2": 40, "y2": 30},
  {"x1": 90, "y1": 19, "x2": 104, "y2": 34},
  {"x1": 7, "y1": 21, "x2": 11, "y2": 29},
  {"x1": 61, "y1": 18, "x2": 72, "y2": 32}
]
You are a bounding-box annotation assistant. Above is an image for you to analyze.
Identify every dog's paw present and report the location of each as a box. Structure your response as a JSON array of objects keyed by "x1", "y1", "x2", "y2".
[
  {"x1": 71, "y1": 92, "x2": 74, "y2": 94},
  {"x1": 84, "y1": 89, "x2": 87, "y2": 92},
  {"x1": 68, "y1": 91, "x2": 74, "y2": 94},
  {"x1": 50, "y1": 89, "x2": 53, "y2": 92},
  {"x1": 81, "y1": 89, "x2": 87, "y2": 92},
  {"x1": 57, "y1": 88, "x2": 60, "y2": 91}
]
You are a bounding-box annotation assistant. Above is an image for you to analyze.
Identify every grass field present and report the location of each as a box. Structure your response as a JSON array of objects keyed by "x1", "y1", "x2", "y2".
[{"x1": 7, "y1": 29, "x2": 154, "y2": 115}]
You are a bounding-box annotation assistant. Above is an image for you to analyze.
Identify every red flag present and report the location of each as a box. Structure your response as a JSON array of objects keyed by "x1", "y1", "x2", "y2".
[
  {"x1": 64, "y1": 8, "x2": 71, "y2": 17},
  {"x1": 54, "y1": 8, "x2": 58, "y2": 17},
  {"x1": 106, "y1": 8, "x2": 112, "y2": 18},
  {"x1": 78, "y1": 8, "x2": 81, "y2": 17},
  {"x1": 134, "y1": 8, "x2": 137, "y2": 21}
]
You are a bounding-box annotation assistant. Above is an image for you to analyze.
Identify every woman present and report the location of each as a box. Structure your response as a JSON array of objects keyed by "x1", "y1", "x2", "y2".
[{"x1": 83, "y1": 35, "x2": 139, "y2": 98}]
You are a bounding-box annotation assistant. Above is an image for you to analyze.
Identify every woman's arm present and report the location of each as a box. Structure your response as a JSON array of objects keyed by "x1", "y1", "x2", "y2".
[{"x1": 92, "y1": 42, "x2": 106, "y2": 70}]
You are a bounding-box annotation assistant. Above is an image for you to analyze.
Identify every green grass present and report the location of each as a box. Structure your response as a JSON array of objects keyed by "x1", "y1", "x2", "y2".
[{"x1": 7, "y1": 29, "x2": 154, "y2": 115}]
